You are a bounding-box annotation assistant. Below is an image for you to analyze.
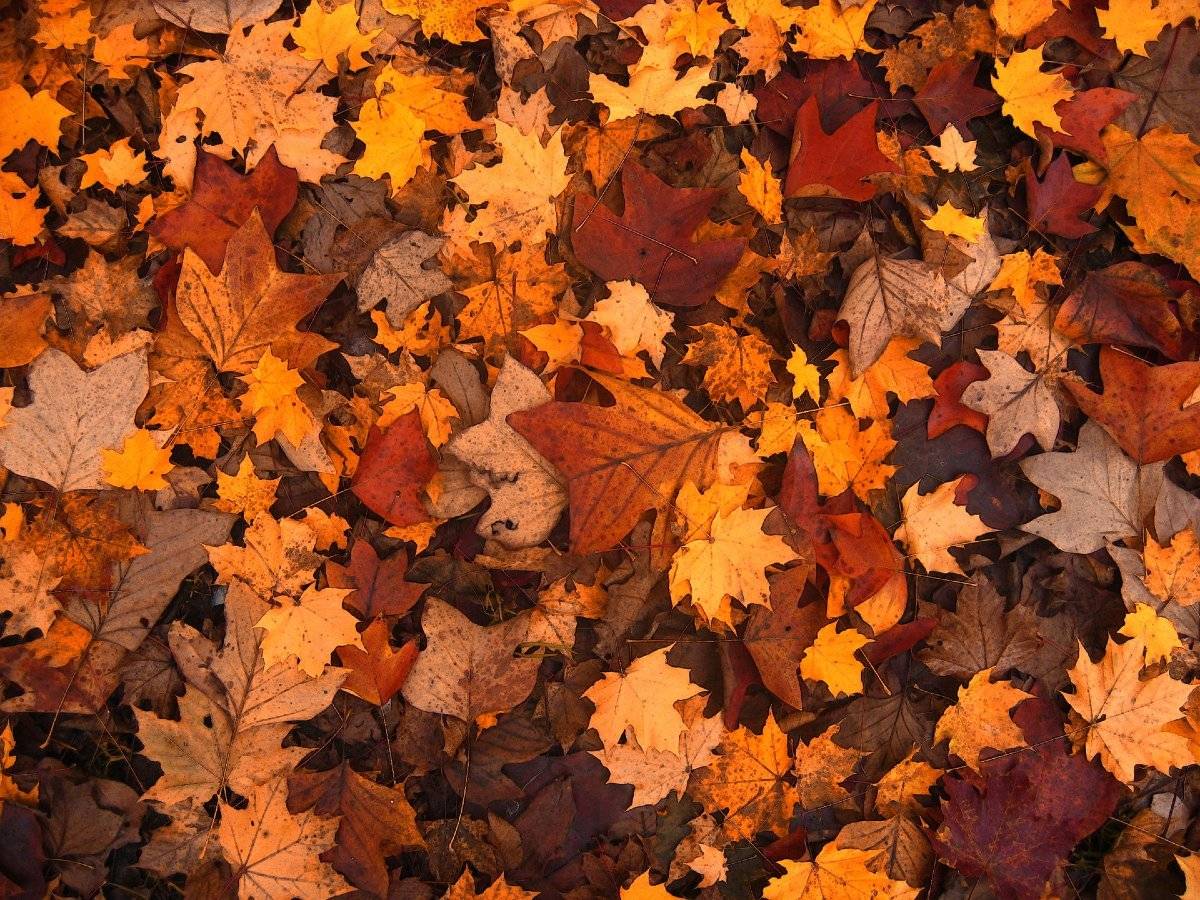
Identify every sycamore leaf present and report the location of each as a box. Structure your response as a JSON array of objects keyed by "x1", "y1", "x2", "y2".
[
  {"x1": 402, "y1": 598, "x2": 540, "y2": 724},
  {"x1": 961, "y1": 349, "x2": 1061, "y2": 457},
  {"x1": 0, "y1": 349, "x2": 147, "y2": 492},
  {"x1": 1066, "y1": 635, "x2": 1193, "y2": 782},
  {"x1": 584, "y1": 646, "x2": 702, "y2": 753}
]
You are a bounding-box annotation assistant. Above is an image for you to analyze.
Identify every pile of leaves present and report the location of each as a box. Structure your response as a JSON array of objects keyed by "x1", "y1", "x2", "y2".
[{"x1": 2, "y1": 0, "x2": 1200, "y2": 896}]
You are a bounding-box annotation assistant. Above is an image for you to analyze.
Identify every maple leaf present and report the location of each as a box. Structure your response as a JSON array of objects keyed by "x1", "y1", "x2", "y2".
[
  {"x1": 934, "y1": 669, "x2": 1030, "y2": 768},
  {"x1": 101, "y1": 429, "x2": 173, "y2": 491},
  {"x1": 291, "y1": 1, "x2": 380, "y2": 72},
  {"x1": 219, "y1": 778, "x2": 351, "y2": 899},
  {"x1": 1065, "y1": 634, "x2": 1193, "y2": 782},
  {"x1": 992, "y1": 49, "x2": 1073, "y2": 136},
  {"x1": 738, "y1": 148, "x2": 783, "y2": 222},
  {"x1": 136, "y1": 581, "x2": 344, "y2": 805},
  {"x1": 401, "y1": 598, "x2": 540, "y2": 724},
  {"x1": 1143, "y1": 527, "x2": 1200, "y2": 606},
  {"x1": 150, "y1": 148, "x2": 298, "y2": 274},
  {"x1": 897, "y1": 476, "x2": 991, "y2": 575},
  {"x1": 801, "y1": 623, "x2": 869, "y2": 697},
  {"x1": 0, "y1": 349, "x2": 148, "y2": 492},
  {"x1": 1025, "y1": 153, "x2": 1103, "y2": 239},
  {"x1": 508, "y1": 371, "x2": 751, "y2": 558},
  {"x1": 207, "y1": 513, "x2": 322, "y2": 600},
  {"x1": 213, "y1": 457, "x2": 280, "y2": 522},
  {"x1": 1119, "y1": 603, "x2": 1181, "y2": 665},
  {"x1": 174, "y1": 210, "x2": 341, "y2": 374},
  {"x1": 571, "y1": 162, "x2": 746, "y2": 308},
  {"x1": 785, "y1": 99, "x2": 900, "y2": 201},
  {"x1": 1064, "y1": 347, "x2": 1200, "y2": 463},
  {"x1": 799, "y1": 406, "x2": 897, "y2": 501},
  {"x1": 682, "y1": 322, "x2": 777, "y2": 409},
  {"x1": 0, "y1": 85, "x2": 69, "y2": 160},
  {"x1": 825, "y1": 339, "x2": 934, "y2": 422},
  {"x1": 918, "y1": 577, "x2": 1043, "y2": 681},
  {"x1": 336, "y1": 619, "x2": 418, "y2": 706},
  {"x1": 584, "y1": 646, "x2": 702, "y2": 753},
  {"x1": 763, "y1": 846, "x2": 918, "y2": 899},
  {"x1": 238, "y1": 350, "x2": 317, "y2": 447},
  {"x1": 256, "y1": 585, "x2": 361, "y2": 678},
  {"x1": 167, "y1": 21, "x2": 344, "y2": 181},
  {"x1": 1053, "y1": 262, "x2": 1186, "y2": 359},
  {"x1": 327, "y1": 540, "x2": 426, "y2": 620},
  {"x1": 690, "y1": 710, "x2": 800, "y2": 839},
  {"x1": 927, "y1": 126, "x2": 979, "y2": 172}
]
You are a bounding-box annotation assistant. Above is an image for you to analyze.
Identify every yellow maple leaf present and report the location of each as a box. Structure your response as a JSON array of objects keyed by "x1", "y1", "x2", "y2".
[
  {"x1": 0, "y1": 85, "x2": 69, "y2": 160},
  {"x1": 239, "y1": 350, "x2": 317, "y2": 447},
  {"x1": 353, "y1": 97, "x2": 431, "y2": 194},
  {"x1": 214, "y1": 457, "x2": 281, "y2": 522},
  {"x1": 669, "y1": 505, "x2": 795, "y2": 626},
  {"x1": 589, "y1": 48, "x2": 713, "y2": 121},
  {"x1": 801, "y1": 623, "x2": 869, "y2": 698},
  {"x1": 1143, "y1": 527, "x2": 1200, "y2": 607},
  {"x1": 787, "y1": 346, "x2": 822, "y2": 403},
  {"x1": 763, "y1": 846, "x2": 918, "y2": 899},
  {"x1": 1097, "y1": 0, "x2": 1169, "y2": 55},
  {"x1": 739, "y1": 148, "x2": 783, "y2": 222},
  {"x1": 0, "y1": 724, "x2": 37, "y2": 807},
  {"x1": 672, "y1": 480, "x2": 753, "y2": 543},
  {"x1": 924, "y1": 202, "x2": 985, "y2": 242},
  {"x1": 91, "y1": 23, "x2": 151, "y2": 80},
  {"x1": 989, "y1": 0, "x2": 1055, "y2": 39},
  {"x1": 292, "y1": 1, "x2": 381, "y2": 72},
  {"x1": 989, "y1": 248, "x2": 1062, "y2": 312},
  {"x1": 1066, "y1": 635, "x2": 1193, "y2": 782},
  {"x1": 663, "y1": 1, "x2": 730, "y2": 56},
  {"x1": 753, "y1": 402, "x2": 804, "y2": 457},
  {"x1": 382, "y1": 0, "x2": 498, "y2": 44},
  {"x1": 101, "y1": 428, "x2": 173, "y2": 491},
  {"x1": 0, "y1": 501, "x2": 23, "y2": 541},
  {"x1": 0, "y1": 176, "x2": 44, "y2": 246},
  {"x1": 300, "y1": 508, "x2": 350, "y2": 551},
  {"x1": 825, "y1": 339, "x2": 933, "y2": 421},
  {"x1": 447, "y1": 870, "x2": 537, "y2": 899},
  {"x1": 799, "y1": 406, "x2": 897, "y2": 501},
  {"x1": 683, "y1": 323, "x2": 777, "y2": 410},
  {"x1": 79, "y1": 138, "x2": 147, "y2": 191},
  {"x1": 583, "y1": 646, "x2": 702, "y2": 753},
  {"x1": 934, "y1": 669, "x2": 1030, "y2": 768},
  {"x1": 790, "y1": 0, "x2": 879, "y2": 59},
  {"x1": 256, "y1": 585, "x2": 361, "y2": 678},
  {"x1": 1119, "y1": 604, "x2": 1182, "y2": 665},
  {"x1": 379, "y1": 382, "x2": 459, "y2": 446},
  {"x1": 896, "y1": 477, "x2": 989, "y2": 575},
  {"x1": 992, "y1": 49, "x2": 1073, "y2": 136},
  {"x1": 621, "y1": 872, "x2": 674, "y2": 899}
]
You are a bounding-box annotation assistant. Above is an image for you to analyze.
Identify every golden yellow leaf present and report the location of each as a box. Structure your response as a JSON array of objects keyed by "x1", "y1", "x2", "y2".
[
  {"x1": 1097, "y1": 0, "x2": 1169, "y2": 55},
  {"x1": 663, "y1": 1, "x2": 730, "y2": 56},
  {"x1": 214, "y1": 457, "x2": 281, "y2": 522},
  {"x1": 0, "y1": 501, "x2": 23, "y2": 541},
  {"x1": 1119, "y1": 603, "x2": 1182, "y2": 666},
  {"x1": 672, "y1": 480, "x2": 753, "y2": 543},
  {"x1": 787, "y1": 346, "x2": 822, "y2": 403},
  {"x1": 102, "y1": 428, "x2": 173, "y2": 491},
  {"x1": 0, "y1": 177, "x2": 44, "y2": 246},
  {"x1": 924, "y1": 202, "x2": 985, "y2": 242},
  {"x1": 739, "y1": 148, "x2": 783, "y2": 222},
  {"x1": 825, "y1": 339, "x2": 933, "y2": 421},
  {"x1": 300, "y1": 508, "x2": 350, "y2": 551},
  {"x1": 690, "y1": 710, "x2": 799, "y2": 839},
  {"x1": 0, "y1": 724, "x2": 36, "y2": 806},
  {"x1": 934, "y1": 669, "x2": 1030, "y2": 768},
  {"x1": 519, "y1": 319, "x2": 584, "y2": 372},
  {"x1": 989, "y1": 0, "x2": 1055, "y2": 39},
  {"x1": 799, "y1": 406, "x2": 897, "y2": 501},
  {"x1": 1143, "y1": 527, "x2": 1200, "y2": 607},
  {"x1": 620, "y1": 872, "x2": 674, "y2": 899},
  {"x1": 1066, "y1": 635, "x2": 1193, "y2": 782},
  {"x1": 379, "y1": 382, "x2": 459, "y2": 446},
  {"x1": 79, "y1": 139, "x2": 147, "y2": 191},
  {"x1": 989, "y1": 248, "x2": 1062, "y2": 312},
  {"x1": 874, "y1": 751, "x2": 941, "y2": 817},
  {"x1": 382, "y1": 0, "x2": 498, "y2": 43},
  {"x1": 763, "y1": 845, "x2": 919, "y2": 899},
  {"x1": 352, "y1": 97, "x2": 430, "y2": 194},
  {"x1": 239, "y1": 350, "x2": 317, "y2": 447},
  {"x1": 896, "y1": 477, "x2": 990, "y2": 575},
  {"x1": 586, "y1": 282, "x2": 673, "y2": 369},
  {"x1": 0, "y1": 85, "x2": 69, "y2": 160},
  {"x1": 256, "y1": 585, "x2": 361, "y2": 678},
  {"x1": 753, "y1": 402, "x2": 804, "y2": 457},
  {"x1": 801, "y1": 623, "x2": 869, "y2": 697},
  {"x1": 790, "y1": 0, "x2": 879, "y2": 59},
  {"x1": 992, "y1": 49, "x2": 1073, "y2": 136},
  {"x1": 669, "y1": 505, "x2": 795, "y2": 626},
  {"x1": 584, "y1": 646, "x2": 702, "y2": 753},
  {"x1": 292, "y1": 1, "x2": 381, "y2": 72}
]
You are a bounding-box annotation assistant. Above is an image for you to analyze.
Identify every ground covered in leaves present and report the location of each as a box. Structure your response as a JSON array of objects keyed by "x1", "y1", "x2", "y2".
[{"x1": 1, "y1": 0, "x2": 1200, "y2": 897}]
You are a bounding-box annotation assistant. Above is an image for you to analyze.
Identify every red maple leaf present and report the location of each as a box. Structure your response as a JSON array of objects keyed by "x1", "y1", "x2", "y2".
[
  {"x1": 352, "y1": 411, "x2": 436, "y2": 527},
  {"x1": 1025, "y1": 154, "x2": 1103, "y2": 239}
]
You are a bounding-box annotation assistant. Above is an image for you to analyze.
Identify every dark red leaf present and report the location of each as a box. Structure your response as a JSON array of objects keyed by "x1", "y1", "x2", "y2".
[
  {"x1": 1054, "y1": 262, "x2": 1188, "y2": 359},
  {"x1": 784, "y1": 99, "x2": 899, "y2": 201},
  {"x1": 914, "y1": 59, "x2": 998, "y2": 136},
  {"x1": 1025, "y1": 154, "x2": 1103, "y2": 239},
  {"x1": 352, "y1": 411, "x2": 436, "y2": 527}
]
